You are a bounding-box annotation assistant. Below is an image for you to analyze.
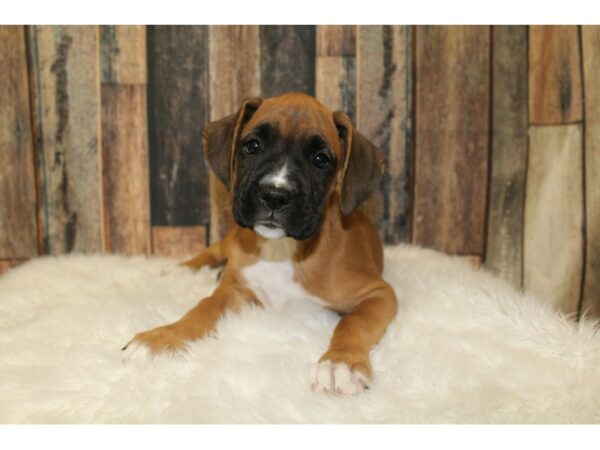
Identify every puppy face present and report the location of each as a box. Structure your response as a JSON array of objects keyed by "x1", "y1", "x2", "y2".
[
  {"x1": 203, "y1": 93, "x2": 384, "y2": 241},
  {"x1": 233, "y1": 119, "x2": 338, "y2": 240}
]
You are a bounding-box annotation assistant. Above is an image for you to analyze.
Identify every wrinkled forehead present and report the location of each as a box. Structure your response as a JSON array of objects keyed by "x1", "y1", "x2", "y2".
[{"x1": 241, "y1": 101, "x2": 343, "y2": 157}]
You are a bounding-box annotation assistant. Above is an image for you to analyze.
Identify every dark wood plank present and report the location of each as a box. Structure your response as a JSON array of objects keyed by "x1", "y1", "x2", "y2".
[
  {"x1": 356, "y1": 25, "x2": 412, "y2": 244},
  {"x1": 484, "y1": 26, "x2": 528, "y2": 288},
  {"x1": 529, "y1": 26, "x2": 583, "y2": 125},
  {"x1": 100, "y1": 25, "x2": 146, "y2": 85},
  {"x1": 524, "y1": 125, "x2": 584, "y2": 314},
  {"x1": 151, "y1": 226, "x2": 207, "y2": 258},
  {"x1": 413, "y1": 26, "x2": 490, "y2": 254},
  {"x1": 208, "y1": 25, "x2": 260, "y2": 243},
  {"x1": 28, "y1": 25, "x2": 103, "y2": 254},
  {"x1": 0, "y1": 26, "x2": 38, "y2": 258},
  {"x1": 101, "y1": 85, "x2": 150, "y2": 254},
  {"x1": 147, "y1": 26, "x2": 210, "y2": 228},
  {"x1": 580, "y1": 26, "x2": 600, "y2": 317},
  {"x1": 317, "y1": 25, "x2": 356, "y2": 56},
  {"x1": 260, "y1": 25, "x2": 315, "y2": 97}
]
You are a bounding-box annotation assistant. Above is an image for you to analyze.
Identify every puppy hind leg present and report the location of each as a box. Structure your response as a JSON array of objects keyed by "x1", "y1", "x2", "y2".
[{"x1": 180, "y1": 239, "x2": 226, "y2": 271}]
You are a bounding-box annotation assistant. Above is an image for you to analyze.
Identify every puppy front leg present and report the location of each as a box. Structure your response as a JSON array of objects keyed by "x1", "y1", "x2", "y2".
[
  {"x1": 310, "y1": 281, "x2": 397, "y2": 395},
  {"x1": 122, "y1": 272, "x2": 258, "y2": 363}
]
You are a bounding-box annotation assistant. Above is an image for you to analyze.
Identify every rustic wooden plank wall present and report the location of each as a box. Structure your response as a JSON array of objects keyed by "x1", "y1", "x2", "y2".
[
  {"x1": 0, "y1": 26, "x2": 38, "y2": 262},
  {"x1": 0, "y1": 25, "x2": 598, "y2": 319}
]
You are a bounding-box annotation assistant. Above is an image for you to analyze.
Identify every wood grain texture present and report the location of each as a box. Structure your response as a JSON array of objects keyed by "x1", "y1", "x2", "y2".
[
  {"x1": 147, "y1": 26, "x2": 210, "y2": 228},
  {"x1": 316, "y1": 57, "x2": 356, "y2": 122},
  {"x1": 28, "y1": 25, "x2": 103, "y2": 254},
  {"x1": 413, "y1": 26, "x2": 490, "y2": 254},
  {"x1": 260, "y1": 25, "x2": 315, "y2": 97},
  {"x1": 356, "y1": 25, "x2": 412, "y2": 244},
  {"x1": 317, "y1": 25, "x2": 356, "y2": 56},
  {"x1": 0, "y1": 26, "x2": 38, "y2": 258},
  {"x1": 208, "y1": 26, "x2": 260, "y2": 243},
  {"x1": 485, "y1": 26, "x2": 528, "y2": 288},
  {"x1": 100, "y1": 26, "x2": 146, "y2": 84},
  {"x1": 529, "y1": 26, "x2": 583, "y2": 125},
  {"x1": 581, "y1": 26, "x2": 600, "y2": 316},
  {"x1": 101, "y1": 85, "x2": 150, "y2": 254},
  {"x1": 152, "y1": 226, "x2": 206, "y2": 258},
  {"x1": 524, "y1": 125, "x2": 584, "y2": 314}
]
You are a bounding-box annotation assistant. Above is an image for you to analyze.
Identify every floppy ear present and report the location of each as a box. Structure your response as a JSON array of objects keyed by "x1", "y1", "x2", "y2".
[
  {"x1": 334, "y1": 112, "x2": 385, "y2": 215},
  {"x1": 202, "y1": 97, "x2": 262, "y2": 190}
]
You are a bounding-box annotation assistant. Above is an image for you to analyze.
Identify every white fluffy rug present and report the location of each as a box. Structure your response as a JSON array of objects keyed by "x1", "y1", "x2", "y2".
[{"x1": 1, "y1": 244, "x2": 600, "y2": 423}]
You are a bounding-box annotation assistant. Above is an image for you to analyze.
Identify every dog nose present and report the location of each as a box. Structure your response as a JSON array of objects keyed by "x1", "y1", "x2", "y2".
[{"x1": 260, "y1": 188, "x2": 290, "y2": 211}]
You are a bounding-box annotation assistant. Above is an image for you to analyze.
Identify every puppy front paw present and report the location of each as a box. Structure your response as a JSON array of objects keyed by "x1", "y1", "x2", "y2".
[
  {"x1": 121, "y1": 325, "x2": 187, "y2": 364},
  {"x1": 309, "y1": 360, "x2": 370, "y2": 395}
]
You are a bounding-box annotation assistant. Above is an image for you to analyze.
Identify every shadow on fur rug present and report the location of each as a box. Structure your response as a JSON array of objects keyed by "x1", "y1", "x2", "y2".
[{"x1": 0, "y1": 244, "x2": 599, "y2": 423}]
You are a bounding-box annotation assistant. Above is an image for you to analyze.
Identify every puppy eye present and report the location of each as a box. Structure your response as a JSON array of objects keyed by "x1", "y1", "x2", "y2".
[
  {"x1": 243, "y1": 139, "x2": 261, "y2": 155},
  {"x1": 312, "y1": 152, "x2": 331, "y2": 169}
]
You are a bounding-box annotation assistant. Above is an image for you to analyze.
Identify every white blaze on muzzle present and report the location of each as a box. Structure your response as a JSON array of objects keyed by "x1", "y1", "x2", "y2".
[{"x1": 259, "y1": 163, "x2": 294, "y2": 190}]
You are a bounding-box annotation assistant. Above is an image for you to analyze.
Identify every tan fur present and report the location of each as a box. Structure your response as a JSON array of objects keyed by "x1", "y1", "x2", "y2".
[{"x1": 124, "y1": 93, "x2": 398, "y2": 385}]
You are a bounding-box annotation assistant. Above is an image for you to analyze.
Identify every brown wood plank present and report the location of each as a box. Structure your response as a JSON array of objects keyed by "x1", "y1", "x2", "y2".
[
  {"x1": 484, "y1": 26, "x2": 528, "y2": 288},
  {"x1": 315, "y1": 56, "x2": 356, "y2": 122},
  {"x1": 101, "y1": 85, "x2": 150, "y2": 254},
  {"x1": 260, "y1": 25, "x2": 315, "y2": 97},
  {"x1": 28, "y1": 25, "x2": 103, "y2": 254},
  {"x1": 0, "y1": 26, "x2": 38, "y2": 258},
  {"x1": 413, "y1": 26, "x2": 490, "y2": 254},
  {"x1": 580, "y1": 26, "x2": 600, "y2": 317},
  {"x1": 147, "y1": 26, "x2": 210, "y2": 228},
  {"x1": 317, "y1": 25, "x2": 356, "y2": 56},
  {"x1": 100, "y1": 25, "x2": 146, "y2": 85},
  {"x1": 0, "y1": 259, "x2": 27, "y2": 276},
  {"x1": 151, "y1": 226, "x2": 207, "y2": 258},
  {"x1": 529, "y1": 26, "x2": 583, "y2": 125},
  {"x1": 208, "y1": 26, "x2": 260, "y2": 243},
  {"x1": 524, "y1": 125, "x2": 584, "y2": 314},
  {"x1": 356, "y1": 25, "x2": 412, "y2": 244}
]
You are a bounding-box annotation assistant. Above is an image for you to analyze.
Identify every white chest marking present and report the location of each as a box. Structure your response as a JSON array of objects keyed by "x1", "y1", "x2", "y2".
[{"x1": 241, "y1": 260, "x2": 327, "y2": 313}]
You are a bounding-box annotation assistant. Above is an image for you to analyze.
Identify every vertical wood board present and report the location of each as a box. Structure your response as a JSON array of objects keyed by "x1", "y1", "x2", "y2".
[
  {"x1": 0, "y1": 26, "x2": 38, "y2": 258},
  {"x1": 524, "y1": 125, "x2": 584, "y2": 314}
]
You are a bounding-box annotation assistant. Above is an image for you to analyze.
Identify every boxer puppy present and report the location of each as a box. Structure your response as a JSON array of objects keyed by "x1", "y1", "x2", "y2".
[{"x1": 122, "y1": 93, "x2": 398, "y2": 395}]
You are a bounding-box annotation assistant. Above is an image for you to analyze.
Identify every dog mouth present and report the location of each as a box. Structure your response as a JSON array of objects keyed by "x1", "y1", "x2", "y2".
[{"x1": 253, "y1": 222, "x2": 286, "y2": 240}]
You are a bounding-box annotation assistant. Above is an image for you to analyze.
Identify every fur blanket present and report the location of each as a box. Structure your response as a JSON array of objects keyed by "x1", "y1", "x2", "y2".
[{"x1": 1, "y1": 244, "x2": 599, "y2": 423}]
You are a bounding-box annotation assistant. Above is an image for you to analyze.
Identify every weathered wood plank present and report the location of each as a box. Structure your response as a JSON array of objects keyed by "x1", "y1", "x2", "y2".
[
  {"x1": 529, "y1": 26, "x2": 583, "y2": 125},
  {"x1": 147, "y1": 26, "x2": 210, "y2": 228},
  {"x1": 484, "y1": 26, "x2": 528, "y2": 288},
  {"x1": 208, "y1": 25, "x2": 260, "y2": 243},
  {"x1": 580, "y1": 26, "x2": 600, "y2": 317},
  {"x1": 315, "y1": 56, "x2": 356, "y2": 122},
  {"x1": 0, "y1": 26, "x2": 38, "y2": 258},
  {"x1": 413, "y1": 26, "x2": 490, "y2": 254},
  {"x1": 317, "y1": 25, "x2": 356, "y2": 56},
  {"x1": 356, "y1": 25, "x2": 412, "y2": 244},
  {"x1": 28, "y1": 25, "x2": 103, "y2": 254},
  {"x1": 151, "y1": 226, "x2": 207, "y2": 258},
  {"x1": 260, "y1": 25, "x2": 315, "y2": 97},
  {"x1": 101, "y1": 85, "x2": 150, "y2": 254},
  {"x1": 524, "y1": 125, "x2": 584, "y2": 314},
  {"x1": 100, "y1": 25, "x2": 146, "y2": 85}
]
